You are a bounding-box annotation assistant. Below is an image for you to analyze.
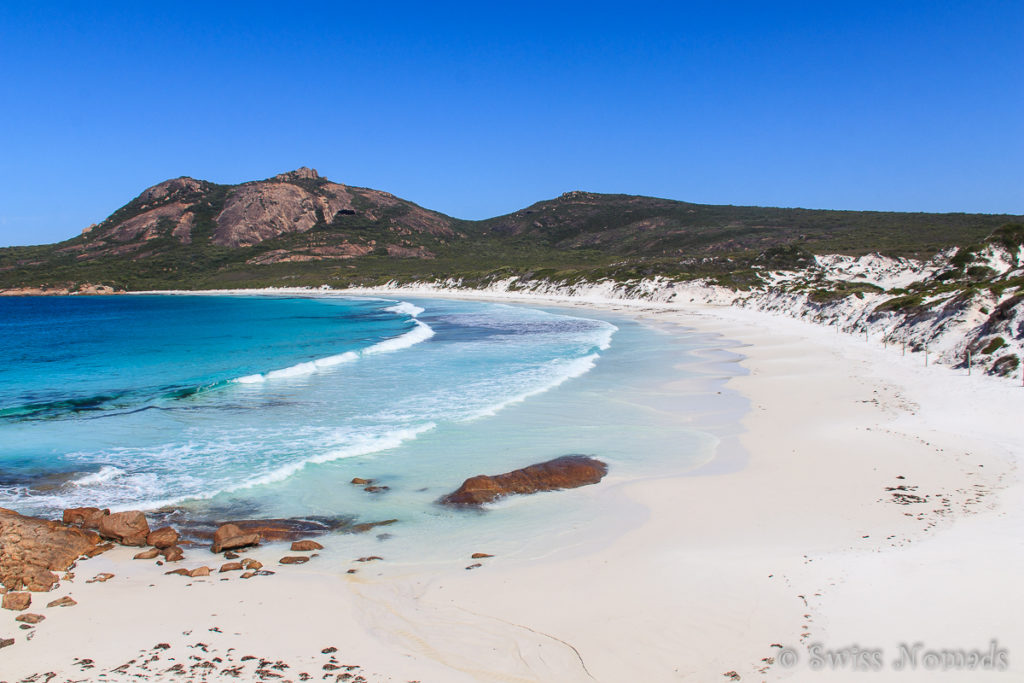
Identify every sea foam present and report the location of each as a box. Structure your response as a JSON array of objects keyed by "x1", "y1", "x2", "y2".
[{"x1": 233, "y1": 301, "x2": 433, "y2": 384}]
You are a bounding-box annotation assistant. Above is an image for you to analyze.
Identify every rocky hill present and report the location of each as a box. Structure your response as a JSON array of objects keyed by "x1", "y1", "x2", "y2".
[{"x1": 1, "y1": 168, "x2": 1020, "y2": 293}]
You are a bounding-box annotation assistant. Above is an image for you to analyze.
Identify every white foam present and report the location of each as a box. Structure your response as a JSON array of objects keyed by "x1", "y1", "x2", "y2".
[
  {"x1": 71, "y1": 465, "x2": 124, "y2": 486},
  {"x1": 385, "y1": 301, "x2": 425, "y2": 317},
  {"x1": 225, "y1": 422, "x2": 437, "y2": 492},
  {"x1": 231, "y1": 320, "x2": 433, "y2": 384},
  {"x1": 465, "y1": 353, "x2": 603, "y2": 420}
]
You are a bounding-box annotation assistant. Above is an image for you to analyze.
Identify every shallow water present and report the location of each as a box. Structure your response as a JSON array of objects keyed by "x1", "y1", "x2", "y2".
[{"x1": 0, "y1": 294, "x2": 745, "y2": 562}]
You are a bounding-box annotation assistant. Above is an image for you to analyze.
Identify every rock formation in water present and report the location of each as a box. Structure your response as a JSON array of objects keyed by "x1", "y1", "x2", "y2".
[{"x1": 439, "y1": 455, "x2": 608, "y2": 506}]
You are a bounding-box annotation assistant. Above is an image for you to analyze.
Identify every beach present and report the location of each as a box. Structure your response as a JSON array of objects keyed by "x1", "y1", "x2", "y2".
[{"x1": 2, "y1": 291, "x2": 1021, "y2": 682}]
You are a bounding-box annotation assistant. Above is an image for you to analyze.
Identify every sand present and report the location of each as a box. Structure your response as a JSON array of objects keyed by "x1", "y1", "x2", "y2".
[{"x1": 2, "y1": 293, "x2": 1021, "y2": 682}]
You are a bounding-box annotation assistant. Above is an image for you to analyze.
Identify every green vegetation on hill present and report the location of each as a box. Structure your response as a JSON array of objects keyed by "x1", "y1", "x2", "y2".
[{"x1": 0, "y1": 174, "x2": 1021, "y2": 292}]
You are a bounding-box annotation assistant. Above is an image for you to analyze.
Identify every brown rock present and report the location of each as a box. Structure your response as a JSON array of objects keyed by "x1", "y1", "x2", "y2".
[
  {"x1": 355, "y1": 556, "x2": 382, "y2": 563},
  {"x1": 346, "y1": 569, "x2": 357, "y2": 574},
  {"x1": 465, "y1": 563, "x2": 482, "y2": 570},
  {"x1": 239, "y1": 571, "x2": 256, "y2": 579},
  {"x1": 363, "y1": 486, "x2": 389, "y2": 493},
  {"x1": 46, "y1": 596, "x2": 76, "y2": 608},
  {"x1": 2, "y1": 592, "x2": 31, "y2": 610},
  {"x1": 146, "y1": 527, "x2": 179, "y2": 549},
  {"x1": 165, "y1": 568, "x2": 191, "y2": 576},
  {"x1": 83, "y1": 542, "x2": 115, "y2": 558},
  {"x1": 0, "y1": 637, "x2": 13, "y2": 648},
  {"x1": 219, "y1": 562, "x2": 243, "y2": 573},
  {"x1": 351, "y1": 477, "x2": 373, "y2": 485},
  {"x1": 0, "y1": 508, "x2": 101, "y2": 591},
  {"x1": 97, "y1": 510, "x2": 150, "y2": 546},
  {"x1": 224, "y1": 551, "x2": 240, "y2": 560},
  {"x1": 134, "y1": 548, "x2": 161, "y2": 560},
  {"x1": 189, "y1": 567, "x2": 210, "y2": 577},
  {"x1": 15, "y1": 613, "x2": 44, "y2": 624},
  {"x1": 471, "y1": 553, "x2": 494, "y2": 559},
  {"x1": 211, "y1": 523, "x2": 260, "y2": 553},
  {"x1": 22, "y1": 565, "x2": 59, "y2": 591},
  {"x1": 161, "y1": 545, "x2": 184, "y2": 562},
  {"x1": 290, "y1": 540, "x2": 323, "y2": 552},
  {"x1": 279, "y1": 556, "x2": 309, "y2": 565},
  {"x1": 439, "y1": 455, "x2": 608, "y2": 506},
  {"x1": 240, "y1": 559, "x2": 263, "y2": 571},
  {"x1": 62, "y1": 507, "x2": 109, "y2": 528},
  {"x1": 86, "y1": 572, "x2": 114, "y2": 583}
]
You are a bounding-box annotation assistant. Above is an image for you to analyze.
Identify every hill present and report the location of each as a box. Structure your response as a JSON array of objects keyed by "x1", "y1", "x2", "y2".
[{"x1": 0, "y1": 168, "x2": 1020, "y2": 292}]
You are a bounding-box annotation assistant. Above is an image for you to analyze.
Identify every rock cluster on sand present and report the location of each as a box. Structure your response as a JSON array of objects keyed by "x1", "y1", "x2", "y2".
[{"x1": 439, "y1": 455, "x2": 608, "y2": 506}]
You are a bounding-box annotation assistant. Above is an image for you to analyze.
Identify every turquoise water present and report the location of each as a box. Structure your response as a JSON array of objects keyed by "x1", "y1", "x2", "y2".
[{"x1": 0, "y1": 294, "x2": 743, "y2": 559}]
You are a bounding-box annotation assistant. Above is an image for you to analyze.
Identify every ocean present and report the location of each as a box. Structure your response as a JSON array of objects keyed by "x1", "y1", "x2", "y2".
[{"x1": 0, "y1": 294, "x2": 743, "y2": 562}]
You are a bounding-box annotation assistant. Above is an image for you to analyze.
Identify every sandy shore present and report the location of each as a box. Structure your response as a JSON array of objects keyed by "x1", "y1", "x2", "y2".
[{"x1": 3, "y1": 291, "x2": 1021, "y2": 682}]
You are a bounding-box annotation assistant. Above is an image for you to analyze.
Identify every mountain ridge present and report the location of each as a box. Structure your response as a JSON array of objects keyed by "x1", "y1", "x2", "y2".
[{"x1": 1, "y1": 167, "x2": 1021, "y2": 294}]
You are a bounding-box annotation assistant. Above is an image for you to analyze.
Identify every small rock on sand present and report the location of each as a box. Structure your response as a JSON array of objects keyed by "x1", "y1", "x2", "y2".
[
  {"x1": 355, "y1": 556, "x2": 382, "y2": 563},
  {"x1": 220, "y1": 562, "x2": 243, "y2": 573},
  {"x1": 15, "y1": 613, "x2": 44, "y2": 624},
  {"x1": 0, "y1": 637, "x2": 14, "y2": 648},
  {"x1": 2, "y1": 592, "x2": 31, "y2": 611},
  {"x1": 46, "y1": 596, "x2": 77, "y2": 608},
  {"x1": 85, "y1": 573, "x2": 115, "y2": 584},
  {"x1": 161, "y1": 545, "x2": 185, "y2": 562},
  {"x1": 471, "y1": 553, "x2": 493, "y2": 559},
  {"x1": 279, "y1": 556, "x2": 309, "y2": 565},
  {"x1": 240, "y1": 559, "x2": 262, "y2": 571},
  {"x1": 134, "y1": 548, "x2": 161, "y2": 560},
  {"x1": 165, "y1": 568, "x2": 191, "y2": 577},
  {"x1": 290, "y1": 540, "x2": 323, "y2": 551},
  {"x1": 189, "y1": 567, "x2": 211, "y2": 577}
]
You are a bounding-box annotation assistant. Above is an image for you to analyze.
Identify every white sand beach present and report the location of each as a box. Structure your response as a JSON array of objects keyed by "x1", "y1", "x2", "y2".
[{"x1": 2, "y1": 293, "x2": 1021, "y2": 682}]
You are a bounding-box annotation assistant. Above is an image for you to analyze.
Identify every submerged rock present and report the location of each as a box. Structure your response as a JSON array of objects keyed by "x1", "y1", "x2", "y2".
[{"x1": 439, "y1": 455, "x2": 608, "y2": 506}]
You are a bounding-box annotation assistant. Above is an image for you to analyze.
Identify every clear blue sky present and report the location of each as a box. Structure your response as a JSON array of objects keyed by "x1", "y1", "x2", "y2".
[{"x1": 1, "y1": 1, "x2": 1021, "y2": 246}]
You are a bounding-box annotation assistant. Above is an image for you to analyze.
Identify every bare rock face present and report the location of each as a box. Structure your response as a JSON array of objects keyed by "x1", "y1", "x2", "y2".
[
  {"x1": 63, "y1": 507, "x2": 109, "y2": 529},
  {"x1": 97, "y1": 511, "x2": 150, "y2": 546},
  {"x1": 1, "y1": 508, "x2": 100, "y2": 591},
  {"x1": 138, "y1": 177, "x2": 204, "y2": 204},
  {"x1": 210, "y1": 523, "x2": 260, "y2": 553},
  {"x1": 146, "y1": 527, "x2": 179, "y2": 549},
  {"x1": 213, "y1": 181, "x2": 353, "y2": 247},
  {"x1": 439, "y1": 455, "x2": 608, "y2": 506}
]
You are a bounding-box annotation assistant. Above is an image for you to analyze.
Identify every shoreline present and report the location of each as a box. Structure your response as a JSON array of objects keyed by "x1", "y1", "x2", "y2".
[{"x1": 2, "y1": 288, "x2": 1021, "y2": 681}]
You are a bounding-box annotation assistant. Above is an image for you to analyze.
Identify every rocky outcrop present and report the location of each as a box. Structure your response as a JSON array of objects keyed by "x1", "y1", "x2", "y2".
[
  {"x1": 439, "y1": 455, "x2": 608, "y2": 506},
  {"x1": 1, "y1": 508, "x2": 101, "y2": 591},
  {"x1": 97, "y1": 511, "x2": 150, "y2": 546},
  {"x1": 213, "y1": 173, "x2": 355, "y2": 247},
  {"x1": 210, "y1": 524, "x2": 260, "y2": 553}
]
